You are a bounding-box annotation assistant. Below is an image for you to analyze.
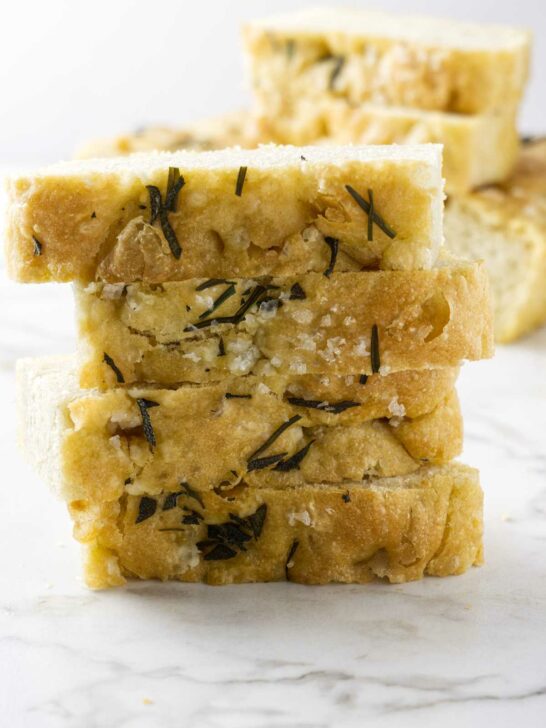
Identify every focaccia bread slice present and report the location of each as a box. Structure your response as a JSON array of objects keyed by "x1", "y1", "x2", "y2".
[
  {"x1": 446, "y1": 139, "x2": 546, "y2": 343},
  {"x1": 74, "y1": 105, "x2": 517, "y2": 194},
  {"x1": 17, "y1": 355, "x2": 462, "y2": 503},
  {"x1": 243, "y1": 8, "x2": 530, "y2": 116},
  {"x1": 253, "y1": 101, "x2": 518, "y2": 194},
  {"x1": 5, "y1": 144, "x2": 443, "y2": 284},
  {"x1": 75, "y1": 263, "x2": 493, "y2": 388},
  {"x1": 71, "y1": 463, "x2": 483, "y2": 588},
  {"x1": 75, "y1": 110, "x2": 259, "y2": 159}
]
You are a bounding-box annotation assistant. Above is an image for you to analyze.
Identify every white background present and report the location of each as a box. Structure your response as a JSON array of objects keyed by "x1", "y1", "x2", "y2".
[{"x1": 0, "y1": 0, "x2": 544, "y2": 164}]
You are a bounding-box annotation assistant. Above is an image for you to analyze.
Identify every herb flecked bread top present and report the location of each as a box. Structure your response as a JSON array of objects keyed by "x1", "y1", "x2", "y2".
[
  {"x1": 4, "y1": 144, "x2": 444, "y2": 282},
  {"x1": 244, "y1": 8, "x2": 530, "y2": 115}
]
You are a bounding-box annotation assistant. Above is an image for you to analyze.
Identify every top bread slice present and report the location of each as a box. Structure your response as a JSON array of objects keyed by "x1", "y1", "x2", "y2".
[
  {"x1": 445, "y1": 139, "x2": 546, "y2": 343},
  {"x1": 4, "y1": 144, "x2": 444, "y2": 282},
  {"x1": 243, "y1": 8, "x2": 530, "y2": 116}
]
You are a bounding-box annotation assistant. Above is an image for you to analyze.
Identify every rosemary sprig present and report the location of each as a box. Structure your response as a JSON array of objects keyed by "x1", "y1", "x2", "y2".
[
  {"x1": 370, "y1": 324, "x2": 380, "y2": 374},
  {"x1": 103, "y1": 352, "x2": 125, "y2": 383},
  {"x1": 274, "y1": 441, "x2": 314, "y2": 472},
  {"x1": 32, "y1": 236, "x2": 42, "y2": 256},
  {"x1": 324, "y1": 236, "x2": 338, "y2": 277},
  {"x1": 135, "y1": 496, "x2": 157, "y2": 524},
  {"x1": 247, "y1": 414, "x2": 302, "y2": 461},
  {"x1": 345, "y1": 185, "x2": 396, "y2": 239},
  {"x1": 136, "y1": 398, "x2": 160, "y2": 449},
  {"x1": 235, "y1": 166, "x2": 247, "y2": 196},
  {"x1": 287, "y1": 397, "x2": 360, "y2": 414}
]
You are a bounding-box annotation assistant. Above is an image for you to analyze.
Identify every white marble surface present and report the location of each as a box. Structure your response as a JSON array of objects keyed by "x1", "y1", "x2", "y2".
[{"x1": 1, "y1": 270, "x2": 546, "y2": 728}]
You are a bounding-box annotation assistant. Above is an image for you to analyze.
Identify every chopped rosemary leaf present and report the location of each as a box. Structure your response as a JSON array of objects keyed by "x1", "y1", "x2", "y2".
[
  {"x1": 181, "y1": 509, "x2": 203, "y2": 525},
  {"x1": 158, "y1": 527, "x2": 186, "y2": 532},
  {"x1": 286, "y1": 39, "x2": 296, "y2": 59},
  {"x1": 136, "y1": 398, "x2": 159, "y2": 449},
  {"x1": 370, "y1": 324, "x2": 380, "y2": 374},
  {"x1": 359, "y1": 374, "x2": 368, "y2": 385},
  {"x1": 103, "y1": 352, "x2": 125, "y2": 383},
  {"x1": 32, "y1": 236, "x2": 42, "y2": 256},
  {"x1": 198, "y1": 283, "x2": 236, "y2": 320},
  {"x1": 146, "y1": 185, "x2": 162, "y2": 224},
  {"x1": 274, "y1": 440, "x2": 314, "y2": 471},
  {"x1": 289, "y1": 283, "x2": 306, "y2": 300},
  {"x1": 162, "y1": 490, "x2": 184, "y2": 511},
  {"x1": 196, "y1": 278, "x2": 235, "y2": 291},
  {"x1": 247, "y1": 452, "x2": 288, "y2": 472},
  {"x1": 323, "y1": 236, "x2": 338, "y2": 277},
  {"x1": 329, "y1": 55, "x2": 345, "y2": 90},
  {"x1": 225, "y1": 393, "x2": 252, "y2": 399},
  {"x1": 300, "y1": 155, "x2": 307, "y2": 161},
  {"x1": 345, "y1": 185, "x2": 396, "y2": 239},
  {"x1": 159, "y1": 206, "x2": 182, "y2": 259},
  {"x1": 145, "y1": 169, "x2": 184, "y2": 259},
  {"x1": 203, "y1": 544, "x2": 238, "y2": 561},
  {"x1": 235, "y1": 166, "x2": 247, "y2": 196},
  {"x1": 135, "y1": 496, "x2": 157, "y2": 523},
  {"x1": 248, "y1": 414, "x2": 302, "y2": 461},
  {"x1": 287, "y1": 397, "x2": 360, "y2": 414},
  {"x1": 91, "y1": 211, "x2": 97, "y2": 219},
  {"x1": 342, "y1": 491, "x2": 351, "y2": 503},
  {"x1": 248, "y1": 504, "x2": 268, "y2": 538},
  {"x1": 185, "y1": 284, "x2": 269, "y2": 331},
  {"x1": 180, "y1": 481, "x2": 204, "y2": 508},
  {"x1": 285, "y1": 539, "x2": 300, "y2": 579},
  {"x1": 218, "y1": 337, "x2": 226, "y2": 356},
  {"x1": 165, "y1": 167, "x2": 185, "y2": 212},
  {"x1": 197, "y1": 504, "x2": 267, "y2": 560},
  {"x1": 367, "y1": 188, "x2": 374, "y2": 241}
]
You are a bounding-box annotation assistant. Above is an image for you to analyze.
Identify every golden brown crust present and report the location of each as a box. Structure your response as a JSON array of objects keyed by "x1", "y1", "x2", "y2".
[
  {"x1": 76, "y1": 265, "x2": 493, "y2": 388},
  {"x1": 71, "y1": 463, "x2": 483, "y2": 588},
  {"x1": 5, "y1": 145, "x2": 443, "y2": 283}
]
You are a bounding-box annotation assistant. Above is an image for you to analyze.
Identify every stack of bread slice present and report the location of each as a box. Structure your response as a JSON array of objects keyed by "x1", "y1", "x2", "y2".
[
  {"x1": 77, "y1": 9, "x2": 543, "y2": 344},
  {"x1": 7, "y1": 144, "x2": 492, "y2": 588}
]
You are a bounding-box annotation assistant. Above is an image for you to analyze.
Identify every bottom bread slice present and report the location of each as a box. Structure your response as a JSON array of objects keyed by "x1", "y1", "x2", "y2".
[{"x1": 69, "y1": 463, "x2": 483, "y2": 589}]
